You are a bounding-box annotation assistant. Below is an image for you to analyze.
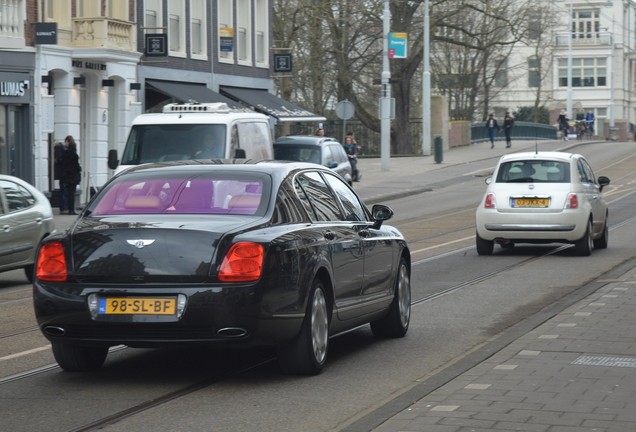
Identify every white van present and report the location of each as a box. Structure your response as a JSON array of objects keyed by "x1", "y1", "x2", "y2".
[{"x1": 108, "y1": 103, "x2": 274, "y2": 174}]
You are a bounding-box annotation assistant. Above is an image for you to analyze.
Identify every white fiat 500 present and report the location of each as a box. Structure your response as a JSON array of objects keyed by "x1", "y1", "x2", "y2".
[{"x1": 475, "y1": 151, "x2": 610, "y2": 256}]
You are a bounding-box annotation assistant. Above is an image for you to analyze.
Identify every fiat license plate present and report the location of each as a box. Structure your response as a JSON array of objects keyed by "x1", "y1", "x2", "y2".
[
  {"x1": 98, "y1": 297, "x2": 176, "y2": 315},
  {"x1": 511, "y1": 198, "x2": 549, "y2": 208}
]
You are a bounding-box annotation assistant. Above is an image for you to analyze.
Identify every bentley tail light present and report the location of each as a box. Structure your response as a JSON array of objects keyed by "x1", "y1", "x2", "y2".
[
  {"x1": 566, "y1": 193, "x2": 579, "y2": 209},
  {"x1": 218, "y1": 242, "x2": 264, "y2": 282},
  {"x1": 484, "y1": 193, "x2": 496, "y2": 209},
  {"x1": 36, "y1": 242, "x2": 68, "y2": 282}
]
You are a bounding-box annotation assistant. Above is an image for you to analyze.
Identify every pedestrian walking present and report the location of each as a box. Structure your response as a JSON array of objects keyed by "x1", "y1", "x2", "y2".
[
  {"x1": 344, "y1": 135, "x2": 361, "y2": 182},
  {"x1": 558, "y1": 109, "x2": 569, "y2": 141},
  {"x1": 585, "y1": 109, "x2": 595, "y2": 136},
  {"x1": 59, "y1": 135, "x2": 81, "y2": 215},
  {"x1": 485, "y1": 113, "x2": 499, "y2": 149},
  {"x1": 503, "y1": 112, "x2": 514, "y2": 148},
  {"x1": 577, "y1": 121, "x2": 587, "y2": 141}
]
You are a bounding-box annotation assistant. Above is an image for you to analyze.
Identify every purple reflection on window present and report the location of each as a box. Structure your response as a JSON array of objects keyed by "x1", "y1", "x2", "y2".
[{"x1": 92, "y1": 178, "x2": 263, "y2": 216}]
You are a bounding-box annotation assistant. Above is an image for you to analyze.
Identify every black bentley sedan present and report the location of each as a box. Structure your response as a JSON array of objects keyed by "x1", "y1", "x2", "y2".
[{"x1": 34, "y1": 160, "x2": 411, "y2": 375}]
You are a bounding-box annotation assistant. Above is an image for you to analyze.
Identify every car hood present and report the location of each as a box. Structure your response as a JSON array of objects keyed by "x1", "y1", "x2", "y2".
[{"x1": 67, "y1": 216, "x2": 261, "y2": 283}]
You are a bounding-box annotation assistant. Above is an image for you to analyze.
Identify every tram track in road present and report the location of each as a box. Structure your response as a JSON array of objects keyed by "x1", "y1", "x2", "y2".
[
  {"x1": 0, "y1": 295, "x2": 32, "y2": 306},
  {"x1": 0, "y1": 325, "x2": 39, "y2": 339},
  {"x1": 63, "y1": 355, "x2": 278, "y2": 432}
]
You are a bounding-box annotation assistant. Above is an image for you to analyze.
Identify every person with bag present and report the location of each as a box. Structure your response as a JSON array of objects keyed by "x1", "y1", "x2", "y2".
[{"x1": 59, "y1": 135, "x2": 81, "y2": 215}]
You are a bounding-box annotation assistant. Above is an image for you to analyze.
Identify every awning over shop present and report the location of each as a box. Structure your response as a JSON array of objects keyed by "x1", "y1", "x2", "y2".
[
  {"x1": 146, "y1": 80, "x2": 242, "y2": 108},
  {"x1": 220, "y1": 86, "x2": 326, "y2": 123}
]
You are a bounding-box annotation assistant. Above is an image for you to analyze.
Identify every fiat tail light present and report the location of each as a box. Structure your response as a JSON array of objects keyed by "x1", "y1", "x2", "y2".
[
  {"x1": 36, "y1": 242, "x2": 68, "y2": 282},
  {"x1": 565, "y1": 193, "x2": 579, "y2": 209},
  {"x1": 218, "y1": 242, "x2": 264, "y2": 282},
  {"x1": 484, "y1": 193, "x2": 496, "y2": 209}
]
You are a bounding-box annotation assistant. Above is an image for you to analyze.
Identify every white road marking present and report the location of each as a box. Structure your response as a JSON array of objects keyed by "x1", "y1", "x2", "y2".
[
  {"x1": 411, "y1": 235, "x2": 474, "y2": 254},
  {"x1": 0, "y1": 345, "x2": 51, "y2": 361}
]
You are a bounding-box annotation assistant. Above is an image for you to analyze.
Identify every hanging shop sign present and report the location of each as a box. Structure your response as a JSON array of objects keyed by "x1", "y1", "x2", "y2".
[
  {"x1": 35, "y1": 22, "x2": 58, "y2": 45},
  {"x1": 273, "y1": 54, "x2": 292, "y2": 73},
  {"x1": 145, "y1": 33, "x2": 168, "y2": 57}
]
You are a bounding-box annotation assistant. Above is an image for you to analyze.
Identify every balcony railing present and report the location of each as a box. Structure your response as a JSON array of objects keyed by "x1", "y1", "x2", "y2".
[
  {"x1": 556, "y1": 32, "x2": 612, "y2": 47},
  {"x1": 72, "y1": 18, "x2": 136, "y2": 52},
  {"x1": 0, "y1": 0, "x2": 25, "y2": 49}
]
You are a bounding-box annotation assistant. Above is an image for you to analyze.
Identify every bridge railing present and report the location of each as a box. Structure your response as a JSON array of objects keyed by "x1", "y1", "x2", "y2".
[{"x1": 471, "y1": 121, "x2": 557, "y2": 143}]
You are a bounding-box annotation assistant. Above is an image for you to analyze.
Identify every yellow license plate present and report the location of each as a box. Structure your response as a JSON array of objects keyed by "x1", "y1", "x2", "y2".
[
  {"x1": 512, "y1": 198, "x2": 549, "y2": 208},
  {"x1": 98, "y1": 297, "x2": 176, "y2": 315}
]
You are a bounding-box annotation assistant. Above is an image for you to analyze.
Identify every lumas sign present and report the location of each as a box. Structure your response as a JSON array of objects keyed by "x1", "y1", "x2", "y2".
[{"x1": 1, "y1": 80, "x2": 28, "y2": 97}]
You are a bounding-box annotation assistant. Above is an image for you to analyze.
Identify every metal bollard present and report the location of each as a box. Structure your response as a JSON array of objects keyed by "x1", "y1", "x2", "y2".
[{"x1": 434, "y1": 135, "x2": 443, "y2": 164}]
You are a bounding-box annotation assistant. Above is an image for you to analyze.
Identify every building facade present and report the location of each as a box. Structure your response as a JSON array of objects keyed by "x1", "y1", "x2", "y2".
[
  {"x1": 492, "y1": 0, "x2": 636, "y2": 140},
  {"x1": 0, "y1": 1, "x2": 35, "y2": 183},
  {"x1": 3, "y1": 0, "x2": 321, "y2": 207}
]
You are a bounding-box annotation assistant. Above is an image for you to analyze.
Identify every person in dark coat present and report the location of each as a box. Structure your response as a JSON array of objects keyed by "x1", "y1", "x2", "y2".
[
  {"x1": 59, "y1": 135, "x2": 81, "y2": 215},
  {"x1": 558, "y1": 109, "x2": 569, "y2": 141},
  {"x1": 344, "y1": 134, "x2": 361, "y2": 182},
  {"x1": 485, "y1": 113, "x2": 499, "y2": 149},
  {"x1": 503, "y1": 112, "x2": 514, "y2": 148}
]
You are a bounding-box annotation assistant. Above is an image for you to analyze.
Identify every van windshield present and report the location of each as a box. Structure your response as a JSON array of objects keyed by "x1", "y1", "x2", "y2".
[{"x1": 120, "y1": 124, "x2": 227, "y2": 165}]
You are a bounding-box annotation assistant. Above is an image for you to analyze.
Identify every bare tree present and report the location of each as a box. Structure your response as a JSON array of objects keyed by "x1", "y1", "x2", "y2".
[
  {"x1": 521, "y1": 1, "x2": 561, "y2": 122},
  {"x1": 430, "y1": 0, "x2": 535, "y2": 121},
  {"x1": 273, "y1": 0, "x2": 544, "y2": 153}
]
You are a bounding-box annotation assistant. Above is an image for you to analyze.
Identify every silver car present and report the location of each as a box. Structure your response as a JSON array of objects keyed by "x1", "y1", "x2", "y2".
[
  {"x1": 274, "y1": 136, "x2": 353, "y2": 185},
  {"x1": 0, "y1": 175, "x2": 55, "y2": 281},
  {"x1": 475, "y1": 152, "x2": 610, "y2": 256}
]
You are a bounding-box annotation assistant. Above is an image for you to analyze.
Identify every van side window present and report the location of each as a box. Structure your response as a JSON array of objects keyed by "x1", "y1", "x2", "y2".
[{"x1": 237, "y1": 122, "x2": 272, "y2": 159}]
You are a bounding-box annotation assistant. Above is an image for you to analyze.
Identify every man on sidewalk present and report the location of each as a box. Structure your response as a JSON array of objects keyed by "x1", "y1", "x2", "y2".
[
  {"x1": 485, "y1": 113, "x2": 499, "y2": 149},
  {"x1": 503, "y1": 112, "x2": 514, "y2": 148}
]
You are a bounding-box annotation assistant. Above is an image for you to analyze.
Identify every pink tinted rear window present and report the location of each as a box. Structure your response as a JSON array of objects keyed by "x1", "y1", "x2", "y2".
[{"x1": 91, "y1": 177, "x2": 265, "y2": 215}]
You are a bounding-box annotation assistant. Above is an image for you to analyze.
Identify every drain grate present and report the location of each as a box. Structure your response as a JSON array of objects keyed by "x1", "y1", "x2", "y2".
[{"x1": 572, "y1": 355, "x2": 636, "y2": 368}]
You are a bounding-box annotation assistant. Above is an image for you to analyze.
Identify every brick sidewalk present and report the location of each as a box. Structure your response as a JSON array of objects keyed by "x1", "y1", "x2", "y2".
[{"x1": 373, "y1": 264, "x2": 636, "y2": 431}]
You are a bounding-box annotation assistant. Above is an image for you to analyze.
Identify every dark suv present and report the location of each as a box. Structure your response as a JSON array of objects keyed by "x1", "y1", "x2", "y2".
[{"x1": 273, "y1": 136, "x2": 353, "y2": 185}]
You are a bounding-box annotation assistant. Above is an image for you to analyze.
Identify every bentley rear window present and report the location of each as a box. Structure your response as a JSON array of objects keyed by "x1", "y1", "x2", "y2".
[{"x1": 91, "y1": 174, "x2": 268, "y2": 216}]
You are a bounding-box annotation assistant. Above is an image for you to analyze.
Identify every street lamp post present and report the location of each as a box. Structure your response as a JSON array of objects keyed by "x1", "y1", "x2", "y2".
[
  {"x1": 609, "y1": 6, "x2": 615, "y2": 128},
  {"x1": 380, "y1": 0, "x2": 391, "y2": 171},
  {"x1": 422, "y1": 0, "x2": 431, "y2": 156},
  {"x1": 566, "y1": 0, "x2": 573, "y2": 120}
]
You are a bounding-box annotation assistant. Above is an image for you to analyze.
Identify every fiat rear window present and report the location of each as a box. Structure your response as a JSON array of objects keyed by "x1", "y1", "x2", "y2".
[{"x1": 496, "y1": 160, "x2": 570, "y2": 183}]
